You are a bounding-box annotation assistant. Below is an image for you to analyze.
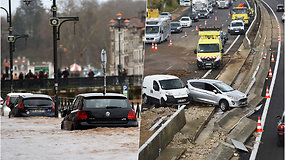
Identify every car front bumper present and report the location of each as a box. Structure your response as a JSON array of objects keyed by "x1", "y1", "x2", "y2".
[{"x1": 197, "y1": 59, "x2": 221, "y2": 69}]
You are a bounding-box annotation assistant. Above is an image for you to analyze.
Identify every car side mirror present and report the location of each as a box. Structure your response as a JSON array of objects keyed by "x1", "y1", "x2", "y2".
[
  {"x1": 194, "y1": 49, "x2": 197, "y2": 54},
  {"x1": 186, "y1": 84, "x2": 189, "y2": 88},
  {"x1": 221, "y1": 49, "x2": 224, "y2": 53},
  {"x1": 276, "y1": 115, "x2": 281, "y2": 121},
  {"x1": 213, "y1": 90, "x2": 218, "y2": 94}
]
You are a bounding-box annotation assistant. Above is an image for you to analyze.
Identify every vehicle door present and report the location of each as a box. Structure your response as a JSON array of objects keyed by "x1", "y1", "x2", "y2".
[
  {"x1": 152, "y1": 80, "x2": 161, "y2": 104},
  {"x1": 188, "y1": 82, "x2": 207, "y2": 103},
  {"x1": 203, "y1": 83, "x2": 220, "y2": 105}
]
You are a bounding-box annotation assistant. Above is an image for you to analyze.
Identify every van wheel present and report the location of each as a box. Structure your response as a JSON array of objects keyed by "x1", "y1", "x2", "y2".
[
  {"x1": 143, "y1": 94, "x2": 149, "y2": 104},
  {"x1": 160, "y1": 98, "x2": 166, "y2": 107},
  {"x1": 219, "y1": 100, "x2": 229, "y2": 112}
]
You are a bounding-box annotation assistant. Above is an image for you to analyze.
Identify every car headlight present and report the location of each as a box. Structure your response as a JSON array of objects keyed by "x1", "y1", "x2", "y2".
[
  {"x1": 197, "y1": 56, "x2": 202, "y2": 62},
  {"x1": 214, "y1": 54, "x2": 220, "y2": 62}
]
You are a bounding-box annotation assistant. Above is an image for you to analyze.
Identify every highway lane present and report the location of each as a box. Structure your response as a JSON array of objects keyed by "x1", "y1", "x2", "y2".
[
  {"x1": 254, "y1": 0, "x2": 285, "y2": 159},
  {"x1": 238, "y1": 0, "x2": 284, "y2": 159}
]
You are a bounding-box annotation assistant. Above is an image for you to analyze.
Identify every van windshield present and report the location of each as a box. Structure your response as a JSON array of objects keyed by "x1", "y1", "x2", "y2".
[
  {"x1": 212, "y1": 82, "x2": 235, "y2": 92},
  {"x1": 159, "y1": 79, "x2": 185, "y2": 90},
  {"x1": 232, "y1": 22, "x2": 243, "y2": 27},
  {"x1": 146, "y1": 26, "x2": 159, "y2": 34},
  {"x1": 198, "y1": 44, "x2": 219, "y2": 53}
]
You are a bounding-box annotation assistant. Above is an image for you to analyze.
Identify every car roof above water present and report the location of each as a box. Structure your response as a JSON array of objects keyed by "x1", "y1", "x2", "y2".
[
  {"x1": 7, "y1": 93, "x2": 33, "y2": 97},
  {"x1": 77, "y1": 93, "x2": 127, "y2": 98},
  {"x1": 144, "y1": 75, "x2": 179, "y2": 81},
  {"x1": 21, "y1": 94, "x2": 52, "y2": 99}
]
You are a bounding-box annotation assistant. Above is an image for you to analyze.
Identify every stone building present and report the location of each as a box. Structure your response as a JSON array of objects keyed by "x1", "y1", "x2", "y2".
[{"x1": 109, "y1": 14, "x2": 145, "y2": 76}]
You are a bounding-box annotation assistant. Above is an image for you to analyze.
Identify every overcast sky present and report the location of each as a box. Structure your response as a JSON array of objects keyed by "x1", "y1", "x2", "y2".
[{"x1": 1, "y1": 0, "x2": 108, "y2": 16}]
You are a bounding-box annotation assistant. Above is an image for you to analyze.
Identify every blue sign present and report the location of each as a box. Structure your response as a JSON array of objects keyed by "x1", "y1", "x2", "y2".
[{"x1": 123, "y1": 85, "x2": 128, "y2": 97}]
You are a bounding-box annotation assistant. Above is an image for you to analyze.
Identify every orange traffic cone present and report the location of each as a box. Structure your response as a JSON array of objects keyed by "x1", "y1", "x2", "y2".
[
  {"x1": 154, "y1": 43, "x2": 158, "y2": 50},
  {"x1": 185, "y1": 31, "x2": 187, "y2": 37},
  {"x1": 278, "y1": 25, "x2": 280, "y2": 30},
  {"x1": 152, "y1": 42, "x2": 154, "y2": 50},
  {"x1": 265, "y1": 86, "x2": 270, "y2": 98},
  {"x1": 215, "y1": 16, "x2": 217, "y2": 22},
  {"x1": 169, "y1": 39, "x2": 173, "y2": 46},
  {"x1": 196, "y1": 25, "x2": 198, "y2": 31},
  {"x1": 271, "y1": 53, "x2": 275, "y2": 62},
  {"x1": 278, "y1": 35, "x2": 281, "y2": 41},
  {"x1": 263, "y1": 51, "x2": 267, "y2": 60},
  {"x1": 256, "y1": 116, "x2": 263, "y2": 133},
  {"x1": 268, "y1": 67, "x2": 273, "y2": 78},
  {"x1": 228, "y1": 11, "x2": 231, "y2": 17}
]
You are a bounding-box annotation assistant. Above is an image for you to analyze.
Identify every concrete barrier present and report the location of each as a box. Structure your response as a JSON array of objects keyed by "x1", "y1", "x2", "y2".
[{"x1": 138, "y1": 106, "x2": 186, "y2": 160}]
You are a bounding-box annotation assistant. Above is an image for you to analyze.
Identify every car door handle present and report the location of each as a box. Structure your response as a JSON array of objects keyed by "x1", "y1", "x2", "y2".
[{"x1": 150, "y1": 90, "x2": 153, "y2": 93}]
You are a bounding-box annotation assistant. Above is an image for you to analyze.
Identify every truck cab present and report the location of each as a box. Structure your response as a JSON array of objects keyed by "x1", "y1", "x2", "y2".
[
  {"x1": 232, "y1": 6, "x2": 249, "y2": 24},
  {"x1": 194, "y1": 27, "x2": 223, "y2": 69}
]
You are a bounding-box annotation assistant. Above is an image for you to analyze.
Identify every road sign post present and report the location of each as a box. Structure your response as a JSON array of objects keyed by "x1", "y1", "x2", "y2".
[{"x1": 101, "y1": 49, "x2": 107, "y2": 95}]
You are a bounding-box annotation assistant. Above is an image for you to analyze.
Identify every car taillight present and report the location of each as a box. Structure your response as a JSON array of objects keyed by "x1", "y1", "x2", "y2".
[
  {"x1": 278, "y1": 125, "x2": 284, "y2": 130},
  {"x1": 77, "y1": 110, "x2": 87, "y2": 120},
  {"x1": 128, "y1": 110, "x2": 136, "y2": 120},
  {"x1": 18, "y1": 102, "x2": 24, "y2": 110},
  {"x1": 52, "y1": 103, "x2": 55, "y2": 110},
  {"x1": 6, "y1": 97, "x2": 10, "y2": 105}
]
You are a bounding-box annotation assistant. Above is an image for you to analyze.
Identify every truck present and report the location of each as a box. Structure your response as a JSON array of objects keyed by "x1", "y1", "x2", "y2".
[
  {"x1": 180, "y1": 0, "x2": 191, "y2": 6},
  {"x1": 217, "y1": 0, "x2": 232, "y2": 9},
  {"x1": 147, "y1": 8, "x2": 159, "y2": 19},
  {"x1": 192, "y1": 0, "x2": 208, "y2": 13},
  {"x1": 145, "y1": 18, "x2": 171, "y2": 43},
  {"x1": 194, "y1": 27, "x2": 224, "y2": 69},
  {"x1": 232, "y1": 6, "x2": 249, "y2": 24}
]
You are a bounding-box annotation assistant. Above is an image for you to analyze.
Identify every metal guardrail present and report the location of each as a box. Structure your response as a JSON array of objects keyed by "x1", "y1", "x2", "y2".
[{"x1": 1, "y1": 75, "x2": 143, "y2": 90}]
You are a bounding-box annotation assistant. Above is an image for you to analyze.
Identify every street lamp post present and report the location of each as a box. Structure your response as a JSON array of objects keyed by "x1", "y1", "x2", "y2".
[{"x1": 110, "y1": 13, "x2": 129, "y2": 85}]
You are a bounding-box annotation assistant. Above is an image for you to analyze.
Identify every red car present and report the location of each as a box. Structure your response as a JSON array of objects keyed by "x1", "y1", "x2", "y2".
[{"x1": 277, "y1": 111, "x2": 285, "y2": 146}]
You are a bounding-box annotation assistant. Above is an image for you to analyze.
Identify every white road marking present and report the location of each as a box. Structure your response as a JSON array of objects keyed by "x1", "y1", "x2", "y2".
[
  {"x1": 166, "y1": 66, "x2": 173, "y2": 70},
  {"x1": 249, "y1": 1, "x2": 282, "y2": 159},
  {"x1": 225, "y1": 35, "x2": 240, "y2": 55},
  {"x1": 202, "y1": 69, "x2": 212, "y2": 79}
]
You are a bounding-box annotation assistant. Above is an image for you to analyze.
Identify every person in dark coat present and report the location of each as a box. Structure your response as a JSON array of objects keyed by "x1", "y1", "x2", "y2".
[
  {"x1": 62, "y1": 68, "x2": 69, "y2": 78},
  {"x1": 19, "y1": 72, "x2": 24, "y2": 80},
  {"x1": 39, "y1": 70, "x2": 44, "y2": 79},
  {"x1": 26, "y1": 70, "x2": 34, "y2": 79},
  {"x1": 88, "y1": 69, "x2": 94, "y2": 77}
]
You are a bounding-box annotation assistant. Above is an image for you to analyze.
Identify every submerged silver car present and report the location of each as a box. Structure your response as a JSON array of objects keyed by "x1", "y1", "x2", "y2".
[{"x1": 186, "y1": 79, "x2": 247, "y2": 111}]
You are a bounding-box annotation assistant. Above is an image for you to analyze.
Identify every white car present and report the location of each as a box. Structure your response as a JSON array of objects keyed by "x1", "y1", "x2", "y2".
[
  {"x1": 179, "y1": 16, "x2": 192, "y2": 27},
  {"x1": 282, "y1": 12, "x2": 285, "y2": 22},
  {"x1": 159, "y1": 12, "x2": 172, "y2": 20},
  {"x1": 142, "y1": 75, "x2": 191, "y2": 107}
]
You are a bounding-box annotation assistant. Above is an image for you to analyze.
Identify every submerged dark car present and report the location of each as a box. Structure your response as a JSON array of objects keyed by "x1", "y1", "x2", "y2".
[
  {"x1": 171, "y1": 22, "x2": 182, "y2": 33},
  {"x1": 9, "y1": 94, "x2": 55, "y2": 117},
  {"x1": 61, "y1": 93, "x2": 138, "y2": 130}
]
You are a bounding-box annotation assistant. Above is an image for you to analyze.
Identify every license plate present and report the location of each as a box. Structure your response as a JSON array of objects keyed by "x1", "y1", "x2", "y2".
[
  {"x1": 178, "y1": 99, "x2": 186, "y2": 103},
  {"x1": 235, "y1": 30, "x2": 239, "y2": 32},
  {"x1": 32, "y1": 109, "x2": 45, "y2": 112},
  {"x1": 206, "y1": 63, "x2": 211, "y2": 66}
]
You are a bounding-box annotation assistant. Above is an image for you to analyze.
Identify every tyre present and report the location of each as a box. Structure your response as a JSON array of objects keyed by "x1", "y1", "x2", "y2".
[
  {"x1": 160, "y1": 98, "x2": 166, "y2": 107},
  {"x1": 143, "y1": 94, "x2": 149, "y2": 104},
  {"x1": 219, "y1": 100, "x2": 229, "y2": 112}
]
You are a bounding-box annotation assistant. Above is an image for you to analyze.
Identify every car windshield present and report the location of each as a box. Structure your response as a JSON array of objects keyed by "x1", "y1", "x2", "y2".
[
  {"x1": 171, "y1": 23, "x2": 180, "y2": 27},
  {"x1": 9, "y1": 97, "x2": 18, "y2": 104},
  {"x1": 232, "y1": 9, "x2": 247, "y2": 14},
  {"x1": 84, "y1": 97, "x2": 129, "y2": 108},
  {"x1": 200, "y1": 10, "x2": 207, "y2": 13},
  {"x1": 160, "y1": 13, "x2": 168, "y2": 15},
  {"x1": 232, "y1": 22, "x2": 243, "y2": 27},
  {"x1": 159, "y1": 79, "x2": 185, "y2": 90},
  {"x1": 198, "y1": 44, "x2": 220, "y2": 53},
  {"x1": 146, "y1": 26, "x2": 159, "y2": 34},
  {"x1": 180, "y1": 18, "x2": 189, "y2": 21},
  {"x1": 213, "y1": 82, "x2": 235, "y2": 92},
  {"x1": 23, "y1": 98, "x2": 53, "y2": 106}
]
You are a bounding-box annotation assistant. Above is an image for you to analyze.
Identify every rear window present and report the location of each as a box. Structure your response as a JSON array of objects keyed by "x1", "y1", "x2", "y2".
[
  {"x1": 9, "y1": 97, "x2": 18, "y2": 104},
  {"x1": 83, "y1": 96, "x2": 129, "y2": 109},
  {"x1": 23, "y1": 98, "x2": 53, "y2": 106}
]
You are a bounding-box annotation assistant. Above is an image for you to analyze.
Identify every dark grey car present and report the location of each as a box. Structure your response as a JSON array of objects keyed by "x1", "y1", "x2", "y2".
[{"x1": 171, "y1": 22, "x2": 183, "y2": 33}]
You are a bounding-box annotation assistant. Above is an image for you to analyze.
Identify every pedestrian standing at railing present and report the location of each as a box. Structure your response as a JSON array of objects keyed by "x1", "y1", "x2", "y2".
[
  {"x1": 26, "y1": 70, "x2": 34, "y2": 79},
  {"x1": 88, "y1": 69, "x2": 94, "y2": 78}
]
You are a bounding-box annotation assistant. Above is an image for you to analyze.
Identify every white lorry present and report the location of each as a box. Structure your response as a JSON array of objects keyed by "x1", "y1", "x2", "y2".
[
  {"x1": 217, "y1": 0, "x2": 232, "y2": 9},
  {"x1": 192, "y1": 0, "x2": 208, "y2": 13},
  {"x1": 145, "y1": 18, "x2": 171, "y2": 43}
]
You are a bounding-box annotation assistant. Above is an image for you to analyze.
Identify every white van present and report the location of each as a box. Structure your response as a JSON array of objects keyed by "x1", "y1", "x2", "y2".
[
  {"x1": 142, "y1": 75, "x2": 191, "y2": 107},
  {"x1": 180, "y1": 0, "x2": 191, "y2": 6},
  {"x1": 145, "y1": 18, "x2": 171, "y2": 43}
]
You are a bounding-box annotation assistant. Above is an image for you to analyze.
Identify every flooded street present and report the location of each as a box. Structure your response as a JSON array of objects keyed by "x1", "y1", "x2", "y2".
[{"x1": 1, "y1": 116, "x2": 139, "y2": 160}]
